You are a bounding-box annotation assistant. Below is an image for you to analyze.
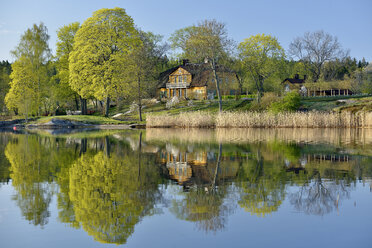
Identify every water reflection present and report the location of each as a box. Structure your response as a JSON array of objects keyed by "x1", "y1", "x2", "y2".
[{"x1": 0, "y1": 128, "x2": 371, "y2": 245}]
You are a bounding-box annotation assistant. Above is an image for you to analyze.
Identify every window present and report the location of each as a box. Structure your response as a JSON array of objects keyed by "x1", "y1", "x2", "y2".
[
  {"x1": 174, "y1": 76, "x2": 177, "y2": 84},
  {"x1": 183, "y1": 75, "x2": 187, "y2": 83},
  {"x1": 179, "y1": 75, "x2": 182, "y2": 83}
]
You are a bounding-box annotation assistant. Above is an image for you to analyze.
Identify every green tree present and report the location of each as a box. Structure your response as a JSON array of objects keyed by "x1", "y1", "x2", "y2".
[
  {"x1": 69, "y1": 8, "x2": 141, "y2": 117},
  {"x1": 237, "y1": 150, "x2": 286, "y2": 217},
  {"x1": 129, "y1": 31, "x2": 167, "y2": 121},
  {"x1": 69, "y1": 149, "x2": 161, "y2": 244},
  {"x1": 238, "y1": 34, "x2": 285, "y2": 102},
  {"x1": 5, "y1": 23, "x2": 51, "y2": 117},
  {"x1": 0, "y1": 61, "x2": 11, "y2": 113},
  {"x1": 269, "y1": 91, "x2": 301, "y2": 113},
  {"x1": 54, "y1": 22, "x2": 82, "y2": 112},
  {"x1": 170, "y1": 20, "x2": 233, "y2": 112},
  {"x1": 5, "y1": 57, "x2": 38, "y2": 120},
  {"x1": 5, "y1": 135, "x2": 56, "y2": 226}
]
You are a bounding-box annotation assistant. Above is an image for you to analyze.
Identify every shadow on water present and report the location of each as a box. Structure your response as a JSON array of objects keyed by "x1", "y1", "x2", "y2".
[{"x1": 0, "y1": 128, "x2": 371, "y2": 244}]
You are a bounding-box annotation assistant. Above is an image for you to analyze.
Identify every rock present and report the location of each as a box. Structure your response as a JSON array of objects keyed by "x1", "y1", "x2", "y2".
[{"x1": 112, "y1": 113, "x2": 125, "y2": 119}]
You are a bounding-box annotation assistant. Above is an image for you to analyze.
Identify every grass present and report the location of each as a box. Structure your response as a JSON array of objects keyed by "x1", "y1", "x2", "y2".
[
  {"x1": 301, "y1": 95, "x2": 372, "y2": 111},
  {"x1": 31, "y1": 115, "x2": 130, "y2": 125}
]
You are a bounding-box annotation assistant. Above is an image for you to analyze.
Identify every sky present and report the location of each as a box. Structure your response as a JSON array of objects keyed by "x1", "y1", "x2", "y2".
[{"x1": 0, "y1": 0, "x2": 371, "y2": 62}]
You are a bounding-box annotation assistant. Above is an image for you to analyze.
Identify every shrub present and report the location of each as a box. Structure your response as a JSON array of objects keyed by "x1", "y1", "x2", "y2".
[
  {"x1": 166, "y1": 96, "x2": 180, "y2": 109},
  {"x1": 250, "y1": 92, "x2": 280, "y2": 111},
  {"x1": 269, "y1": 91, "x2": 301, "y2": 113}
]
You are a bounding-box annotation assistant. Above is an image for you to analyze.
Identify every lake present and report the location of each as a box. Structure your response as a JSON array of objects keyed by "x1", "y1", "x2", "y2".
[{"x1": 0, "y1": 128, "x2": 371, "y2": 248}]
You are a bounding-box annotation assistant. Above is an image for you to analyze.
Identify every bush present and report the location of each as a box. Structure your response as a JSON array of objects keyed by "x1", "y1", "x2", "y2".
[
  {"x1": 166, "y1": 96, "x2": 180, "y2": 109},
  {"x1": 250, "y1": 92, "x2": 280, "y2": 111},
  {"x1": 269, "y1": 91, "x2": 301, "y2": 113}
]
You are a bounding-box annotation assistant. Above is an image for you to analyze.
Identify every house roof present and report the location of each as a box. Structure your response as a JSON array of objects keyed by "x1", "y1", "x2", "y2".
[
  {"x1": 157, "y1": 62, "x2": 234, "y2": 89},
  {"x1": 281, "y1": 78, "x2": 305, "y2": 84}
]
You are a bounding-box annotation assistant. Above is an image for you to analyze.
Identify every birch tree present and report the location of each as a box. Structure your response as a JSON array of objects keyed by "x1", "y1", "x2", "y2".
[
  {"x1": 170, "y1": 20, "x2": 233, "y2": 112},
  {"x1": 5, "y1": 23, "x2": 51, "y2": 117}
]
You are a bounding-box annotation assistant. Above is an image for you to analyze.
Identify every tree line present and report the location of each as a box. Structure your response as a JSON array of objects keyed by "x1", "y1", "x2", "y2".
[{"x1": 0, "y1": 7, "x2": 370, "y2": 118}]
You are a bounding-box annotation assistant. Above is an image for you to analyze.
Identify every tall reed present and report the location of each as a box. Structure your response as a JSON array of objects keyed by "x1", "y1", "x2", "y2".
[
  {"x1": 146, "y1": 111, "x2": 214, "y2": 128},
  {"x1": 146, "y1": 111, "x2": 372, "y2": 128}
]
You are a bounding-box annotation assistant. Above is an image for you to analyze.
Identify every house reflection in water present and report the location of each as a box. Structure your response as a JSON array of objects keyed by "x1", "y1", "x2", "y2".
[
  {"x1": 285, "y1": 152, "x2": 354, "y2": 172},
  {"x1": 157, "y1": 144, "x2": 238, "y2": 187}
]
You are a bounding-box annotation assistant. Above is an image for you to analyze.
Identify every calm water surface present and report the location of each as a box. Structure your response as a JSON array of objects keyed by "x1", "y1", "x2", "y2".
[{"x1": 0, "y1": 128, "x2": 371, "y2": 248}]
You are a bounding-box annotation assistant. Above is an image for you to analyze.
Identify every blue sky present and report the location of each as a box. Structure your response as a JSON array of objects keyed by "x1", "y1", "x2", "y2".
[{"x1": 0, "y1": 0, "x2": 371, "y2": 62}]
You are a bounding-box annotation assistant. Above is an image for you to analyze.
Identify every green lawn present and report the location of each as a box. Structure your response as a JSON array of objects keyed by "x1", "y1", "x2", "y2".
[
  {"x1": 32, "y1": 115, "x2": 128, "y2": 125},
  {"x1": 301, "y1": 95, "x2": 372, "y2": 112}
]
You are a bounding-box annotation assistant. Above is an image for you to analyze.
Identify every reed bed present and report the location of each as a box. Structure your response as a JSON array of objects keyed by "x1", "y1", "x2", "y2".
[
  {"x1": 146, "y1": 111, "x2": 215, "y2": 128},
  {"x1": 146, "y1": 111, "x2": 372, "y2": 128},
  {"x1": 146, "y1": 128, "x2": 372, "y2": 146}
]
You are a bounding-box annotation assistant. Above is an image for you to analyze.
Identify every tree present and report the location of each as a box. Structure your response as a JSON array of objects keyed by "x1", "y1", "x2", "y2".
[
  {"x1": 170, "y1": 20, "x2": 233, "y2": 112},
  {"x1": 5, "y1": 57, "x2": 38, "y2": 120},
  {"x1": 5, "y1": 23, "x2": 51, "y2": 118},
  {"x1": 237, "y1": 150, "x2": 286, "y2": 217},
  {"x1": 289, "y1": 30, "x2": 347, "y2": 82},
  {"x1": 69, "y1": 8, "x2": 141, "y2": 117},
  {"x1": 5, "y1": 135, "x2": 55, "y2": 226},
  {"x1": 0, "y1": 61, "x2": 11, "y2": 113},
  {"x1": 69, "y1": 150, "x2": 161, "y2": 244},
  {"x1": 129, "y1": 31, "x2": 168, "y2": 121},
  {"x1": 54, "y1": 22, "x2": 82, "y2": 113},
  {"x1": 238, "y1": 34, "x2": 285, "y2": 102}
]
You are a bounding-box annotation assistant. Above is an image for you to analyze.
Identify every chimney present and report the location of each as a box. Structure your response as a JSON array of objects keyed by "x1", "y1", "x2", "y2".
[
  {"x1": 182, "y1": 59, "x2": 189, "y2": 66},
  {"x1": 294, "y1": 74, "x2": 299, "y2": 79},
  {"x1": 303, "y1": 75, "x2": 307, "y2": 81}
]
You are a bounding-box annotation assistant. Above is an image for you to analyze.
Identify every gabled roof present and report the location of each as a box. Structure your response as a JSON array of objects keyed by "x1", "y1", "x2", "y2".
[
  {"x1": 282, "y1": 78, "x2": 305, "y2": 84},
  {"x1": 157, "y1": 62, "x2": 234, "y2": 89}
]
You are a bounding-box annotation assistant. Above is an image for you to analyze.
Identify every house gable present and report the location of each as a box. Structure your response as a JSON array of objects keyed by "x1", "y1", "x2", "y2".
[{"x1": 169, "y1": 67, "x2": 192, "y2": 85}]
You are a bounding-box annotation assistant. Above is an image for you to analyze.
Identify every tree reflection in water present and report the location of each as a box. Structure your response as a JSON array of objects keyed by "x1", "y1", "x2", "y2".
[
  {"x1": 0, "y1": 129, "x2": 371, "y2": 243},
  {"x1": 170, "y1": 144, "x2": 236, "y2": 233},
  {"x1": 69, "y1": 148, "x2": 162, "y2": 244},
  {"x1": 289, "y1": 174, "x2": 352, "y2": 216}
]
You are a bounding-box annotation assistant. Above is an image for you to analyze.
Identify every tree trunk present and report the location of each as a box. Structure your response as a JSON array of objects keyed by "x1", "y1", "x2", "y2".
[
  {"x1": 211, "y1": 60, "x2": 222, "y2": 112},
  {"x1": 105, "y1": 136, "x2": 110, "y2": 157},
  {"x1": 235, "y1": 74, "x2": 243, "y2": 101},
  {"x1": 74, "y1": 94, "x2": 79, "y2": 111},
  {"x1": 138, "y1": 76, "x2": 143, "y2": 122},
  {"x1": 211, "y1": 143, "x2": 222, "y2": 190},
  {"x1": 105, "y1": 96, "x2": 110, "y2": 117},
  {"x1": 80, "y1": 97, "x2": 87, "y2": 115}
]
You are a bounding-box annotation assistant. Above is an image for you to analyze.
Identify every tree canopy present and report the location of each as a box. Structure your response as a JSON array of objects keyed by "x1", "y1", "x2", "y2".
[
  {"x1": 5, "y1": 23, "x2": 51, "y2": 119},
  {"x1": 69, "y1": 7, "x2": 141, "y2": 116},
  {"x1": 238, "y1": 34, "x2": 285, "y2": 101},
  {"x1": 289, "y1": 30, "x2": 347, "y2": 82},
  {"x1": 170, "y1": 20, "x2": 233, "y2": 111}
]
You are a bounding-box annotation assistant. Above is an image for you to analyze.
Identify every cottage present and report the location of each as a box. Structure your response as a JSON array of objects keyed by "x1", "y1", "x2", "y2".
[
  {"x1": 282, "y1": 74, "x2": 353, "y2": 96},
  {"x1": 282, "y1": 74, "x2": 307, "y2": 92},
  {"x1": 157, "y1": 60, "x2": 238, "y2": 100}
]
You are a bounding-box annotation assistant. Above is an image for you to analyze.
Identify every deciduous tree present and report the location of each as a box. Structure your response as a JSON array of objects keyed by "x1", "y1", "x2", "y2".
[
  {"x1": 170, "y1": 20, "x2": 233, "y2": 112},
  {"x1": 238, "y1": 34, "x2": 285, "y2": 102},
  {"x1": 5, "y1": 23, "x2": 51, "y2": 118},
  {"x1": 69, "y1": 8, "x2": 141, "y2": 117},
  {"x1": 289, "y1": 30, "x2": 347, "y2": 82},
  {"x1": 54, "y1": 22, "x2": 82, "y2": 112},
  {"x1": 129, "y1": 31, "x2": 168, "y2": 121}
]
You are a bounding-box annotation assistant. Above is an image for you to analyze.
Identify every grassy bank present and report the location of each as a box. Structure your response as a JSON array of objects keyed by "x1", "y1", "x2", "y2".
[
  {"x1": 146, "y1": 111, "x2": 372, "y2": 128},
  {"x1": 30, "y1": 115, "x2": 139, "y2": 125}
]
